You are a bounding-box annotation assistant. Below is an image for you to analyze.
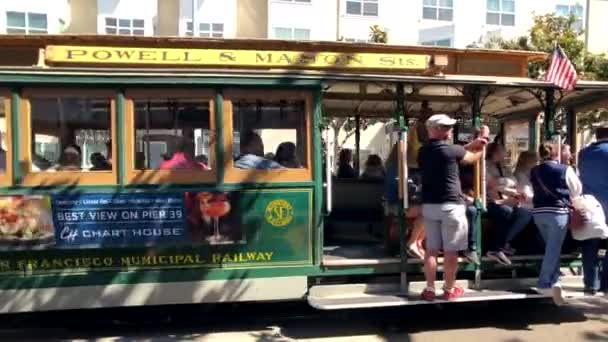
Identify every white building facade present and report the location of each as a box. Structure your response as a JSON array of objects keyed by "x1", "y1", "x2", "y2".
[
  {"x1": 265, "y1": 0, "x2": 587, "y2": 48},
  {"x1": 0, "y1": 0, "x2": 70, "y2": 34},
  {"x1": 268, "y1": 0, "x2": 338, "y2": 41},
  {"x1": 96, "y1": 0, "x2": 157, "y2": 36},
  {"x1": 178, "y1": 0, "x2": 238, "y2": 38},
  {"x1": 0, "y1": 0, "x2": 591, "y2": 49}
]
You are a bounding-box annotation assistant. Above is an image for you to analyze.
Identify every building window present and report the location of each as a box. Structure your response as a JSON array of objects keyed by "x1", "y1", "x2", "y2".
[
  {"x1": 556, "y1": 4, "x2": 584, "y2": 31},
  {"x1": 133, "y1": 98, "x2": 213, "y2": 171},
  {"x1": 346, "y1": 0, "x2": 378, "y2": 16},
  {"x1": 422, "y1": 0, "x2": 453, "y2": 21},
  {"x1": 186, "y1": 22, "x2": 224, "y2": 37},
  {"x1": 5, "y1": 11, "x2": 47, "y2": 34},
  {"x1": 274, "y1": 27, "x2": 311, "y2": 40},
  {"x1": 105, "y1": 17, "x2": 145, "y2": 35},
  {"x1": 486, "y1": 0, "x2": 515, "y2": 26},
  {"x1": 421, "y1": 38, "x2": 451, "y2": 47}
]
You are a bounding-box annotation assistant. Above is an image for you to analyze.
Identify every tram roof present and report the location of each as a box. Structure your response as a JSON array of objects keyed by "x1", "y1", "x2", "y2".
[
  {"x1": 1, "y1": 35, "x2": 607, "y2": 119},
  {"x1": 0, "y1": 34, "x2": 544, "y2": 78}
]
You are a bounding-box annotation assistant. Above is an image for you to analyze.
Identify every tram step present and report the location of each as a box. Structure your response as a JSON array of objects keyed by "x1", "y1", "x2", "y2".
[{"x1": 307, "y1": 277, "x2": 587, "y2": 310}]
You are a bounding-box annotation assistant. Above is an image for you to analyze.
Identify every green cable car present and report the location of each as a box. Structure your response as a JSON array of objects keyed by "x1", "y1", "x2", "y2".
[{"x1": 0, "y1": 35, "x2": 604, "y2": 313}]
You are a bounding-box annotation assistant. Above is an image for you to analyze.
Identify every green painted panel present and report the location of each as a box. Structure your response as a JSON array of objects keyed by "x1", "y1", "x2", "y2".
[
  {"x1": 0, "y1": 266, "x2": 320, "y2": 290},
  {"x1": 0, "y1": 74, "x2": 322, "y2": 88},
  {"x1": 0, "y1": 182, "x2": 314, "y2": 193},
  {"x1": 0, "y1": 189, "x2": 313, "y2": 277}
]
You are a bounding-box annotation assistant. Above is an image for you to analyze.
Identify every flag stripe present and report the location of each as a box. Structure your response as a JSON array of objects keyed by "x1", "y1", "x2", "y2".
[{"x1": 545, "y1": 46, "x2": 577, "y2": 90}]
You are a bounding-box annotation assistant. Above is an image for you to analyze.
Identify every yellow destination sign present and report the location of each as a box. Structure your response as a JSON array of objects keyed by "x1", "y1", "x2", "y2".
[{"x1": 45, "y1": 45, "x2": 429, "y2": 70}]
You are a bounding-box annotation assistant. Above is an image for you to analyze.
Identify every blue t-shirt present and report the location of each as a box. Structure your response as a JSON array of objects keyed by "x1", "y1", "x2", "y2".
[
  {"x1": 579, "y1": 141, "x2": 608, "y2": 213},
  {"x1": 234, "y1": 154, "x2": 283, "y2": 170}
]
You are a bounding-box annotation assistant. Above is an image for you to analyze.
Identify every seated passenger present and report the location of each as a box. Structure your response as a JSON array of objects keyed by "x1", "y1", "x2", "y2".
[
  {"x1": 234, "y1": 131, "x2": 283, "y2": 170},
  {"x1": 485, "y1": 143, "x2": 533, "y2": 265},
  {"x1": 32, "y1": 154, "x2": 52, "y2": 171},
  {"x1": 89, "y1": 152, "x2": 111, "y2": 171},
  {"x1": 513, "y1": 151, "x2": 538, "y2": 209},
  {"x1": 160, "y1": 137, "x2": 207, "y2": 170},
  {"x1": 195, "y1": 154, "x2": 208, "y2": 166},
  {"x1": 0, "y1": 148, "x2": 5, "y2": 172},
  {"x1": 55, "y1": 145, "x2": 82, "y2": 171},
  {"x1": 561, "y1": 143, "x2": 573, "y2": 166},
  {"x1": 361, "y1": 154, "x2": 385, "y2": 180},
  {"x1": 274, "y1": 142, "x2": 301, "y2": 168},
  {"x1": 459, "y1": 154, "x2": 480, "y2": 265},
  {"x1": 337, "y1": 148, "x2": 356, "y2": 178}
]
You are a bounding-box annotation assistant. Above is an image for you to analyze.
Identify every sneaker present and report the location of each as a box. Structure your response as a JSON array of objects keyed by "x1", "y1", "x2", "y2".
[
  {"x1": 421, "y1": 287, "x2": 436, "y2": 301},
  {"x1": 487, "y1": 251, "x2": 512, "y2": 265},
  {"x1": 552, "y1": 285, "x2": 565, "y2": 306},
  {"x1": 443, "y1": 286, "x2": 466, "y2": 300},
  {"x1": 463, "y1": 250, "x2": 481, "y2": 265}
]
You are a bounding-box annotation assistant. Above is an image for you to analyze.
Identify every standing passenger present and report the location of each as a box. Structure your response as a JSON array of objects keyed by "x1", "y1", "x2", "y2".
[
  {"x1": 530, "y1": 142, "x2": 582, "y2": 305},
  {"x1": 418, "y1": 114, "x2": 489, "y2": 301},
  {"x1": 578, "y1": 125, "x2": 608, "y2": 296}
]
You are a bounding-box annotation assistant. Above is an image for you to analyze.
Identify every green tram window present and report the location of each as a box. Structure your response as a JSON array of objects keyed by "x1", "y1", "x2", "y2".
[
  {"x1": 125, "y1": 90, "x2": 215, "y2": 184},
  {"x1": 20, "y1": 89, "x2": 116, "y2": 186},
  {"x1": 0, "y1": 91, "x2": 12, "y2": 186},
  {"x1": 223, "y1": 90, "x2": 312, "y2": 183}
]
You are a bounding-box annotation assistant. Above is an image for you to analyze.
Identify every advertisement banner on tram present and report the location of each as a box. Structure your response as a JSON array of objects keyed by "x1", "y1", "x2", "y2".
[{"x1": 0, "y1": 189, "x2": 312, "y2": 273}]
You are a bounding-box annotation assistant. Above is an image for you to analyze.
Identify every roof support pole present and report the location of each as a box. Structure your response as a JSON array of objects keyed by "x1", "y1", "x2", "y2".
[
  {"x1": 354, "y1": 115, "x2": 361, "y2": 176},
  {"x1": 470, "y1": 85, "x2": 483, "y2": 289},
  {"x1": 544, "y1": 88, "x2": 556, "y2": 140},
  {"x1": 395, "y1": 82, "x2": 409, "y2": 295},
  {"x1": 566, "y1": 106, "x2": 577, "y2": 164}
]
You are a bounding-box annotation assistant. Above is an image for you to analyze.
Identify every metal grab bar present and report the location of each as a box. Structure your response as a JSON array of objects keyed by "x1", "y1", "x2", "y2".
[
  {"x1": 401, "y1": 132, "x2": 409, "y2": 210},
  {"x1": 481, "y1": 146, "x2": 487, "y2": 211},
  {"x1": 325, "y1": 128, "x2": 332, "y2": 214}
]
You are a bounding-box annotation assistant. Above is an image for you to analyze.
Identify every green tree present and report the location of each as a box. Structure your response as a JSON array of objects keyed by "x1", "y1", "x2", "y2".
[
  {"x1": 483, "y1": 13, "x2": 608, "y2": 132},
  {"x1": 484, "y1": 13, "x2": 583, "y2": 78},
  {"x1": 369, "y1": 25, "x2": 388, "y2": 43}
]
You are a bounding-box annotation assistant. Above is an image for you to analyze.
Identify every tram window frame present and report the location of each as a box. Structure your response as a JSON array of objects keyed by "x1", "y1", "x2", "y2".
[
  {"x1": 0, "y1": 90, "x2": 13, "y2": 186},
  {"x1": 124, "y1": 89, "x2": 216, "y2": 185},
  {"x1": 20, "y1": 89, "x2": 117, "y2": 186},
  {"x1": 223, "y1": 90, "x2": 312, "y2": 183}
]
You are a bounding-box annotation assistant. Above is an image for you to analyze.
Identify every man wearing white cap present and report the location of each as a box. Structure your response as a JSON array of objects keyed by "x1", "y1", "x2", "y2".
[{"x1": 418, "y1": 114, "x2": 490, "y2": 301}]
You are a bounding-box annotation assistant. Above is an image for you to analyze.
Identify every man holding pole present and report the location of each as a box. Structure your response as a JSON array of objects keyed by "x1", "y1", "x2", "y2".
[{"x1": 418, "y1": 114, "x2": 489, "y2": 301}]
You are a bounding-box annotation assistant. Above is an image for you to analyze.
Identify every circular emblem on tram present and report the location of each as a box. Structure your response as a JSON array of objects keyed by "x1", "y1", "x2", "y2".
[{"x1": 265, "y1": 199, "x2": 294, "y2": 227}]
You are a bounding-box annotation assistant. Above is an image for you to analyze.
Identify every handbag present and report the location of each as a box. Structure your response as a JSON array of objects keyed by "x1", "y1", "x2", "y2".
[{"x1": 533, "y1": 169, "x2": 586, "y2": 231}]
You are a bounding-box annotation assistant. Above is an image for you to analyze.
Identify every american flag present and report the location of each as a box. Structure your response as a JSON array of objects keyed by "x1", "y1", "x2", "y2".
[{"x1": 545, "y1": 45, "x2": 578, "y2": 91}]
